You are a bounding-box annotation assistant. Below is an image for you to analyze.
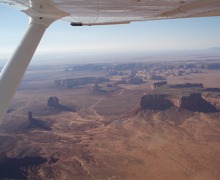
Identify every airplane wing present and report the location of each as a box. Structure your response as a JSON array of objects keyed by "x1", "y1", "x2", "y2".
[
  {"x1": 2, "y1": 0, "x2": 220, "y2": 26},
  {"x1": 0, "y1": 0, "x2": 220, "y2": 123}
]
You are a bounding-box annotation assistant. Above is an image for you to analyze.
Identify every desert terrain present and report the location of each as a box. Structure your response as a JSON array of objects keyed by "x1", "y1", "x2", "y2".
[{"x1": 0, "y1": 60, "x2": 220, "y2": 180}]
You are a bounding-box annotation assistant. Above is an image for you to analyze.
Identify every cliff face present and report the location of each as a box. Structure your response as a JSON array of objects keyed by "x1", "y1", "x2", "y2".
[
  {"x1": 177, "y1": 93, "x2": 217, "y2": 113},
  {"x1": 140, "y1": 93, "x2": 218, "y2": 113},
  {"x1": 140, "y1": 95, "x2": 174, "y2": 110},
  {"x1": 203, "y1": 94, "x2": 220, "y2": 110},
  {"x1": 169, "y1": 83, "x2": 203, "y2": 88},
  {"x1": 54, "y1": 77, "x2": 110, "y2": 88}
]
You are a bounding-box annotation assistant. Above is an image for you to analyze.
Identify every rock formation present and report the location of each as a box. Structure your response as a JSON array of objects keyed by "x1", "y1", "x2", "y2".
[
  {"x1": 176, "y1": 93, "x2": 217, "y2": 113},
  {"x1": 47, "y1": 96, "x2": 77, "y2": 112},
  {"x1": 202, "y1": 94, "x2": 220, "y2": 110},
  {"x1": 151, "y1": 81, "x2": 167, "y2": 90},
  {"x1": 48, "y1": 97, "x2": 59, "y2": 107},
  {"x1": 27, "y1": 111, "x2": 51, "y2": 130},
  {"x1": 54, "y1": 77, "x2": 110, "y2": 88},
  {"x1": 28, "y1": 111, "x2": 33, "y2": 122},
  {"x1": 140, "y1": 94, "x2": 174, "y2": 110},
  {"x1": 140, "y1": 93, "x2": 218, "y2": 113},
  {"x1": 128, "y1": 77, "x2": 144, "y2": 84},
  {"x1": 169, "y1": 83, "x2": 203, "y2": 88},
  {"x1": 91, "y1": 83, "x2": 119, "y2": 94},
  {"x1": 203, "y1": 88, "x2": 220, "y2": 92}
]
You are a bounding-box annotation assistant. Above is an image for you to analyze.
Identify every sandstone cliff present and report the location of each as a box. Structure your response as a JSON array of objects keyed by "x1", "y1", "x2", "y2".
[
  {"x1": 140, "y1": 93, "x2": 218, "y2": 113},
  {"x1": 169, "y1": 83, "x2": 203, "y2": 88},
  {"x1": 140, "y1": 83, "x2": 220, "y2": 113},
  {"x1": 176, "y1": 93, "x2": 217, "y2": 112},
  {"x1": 54, "y1": 77, "x2": 110, "y2": 88},
  {"x1": 202, "y1": 94, "x2": 220, "y2": 110},
  {"x1": 140, "y1": 94, "x2": 173, "y2": 110}
]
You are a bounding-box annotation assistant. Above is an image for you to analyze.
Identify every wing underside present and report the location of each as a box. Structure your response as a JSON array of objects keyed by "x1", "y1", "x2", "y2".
[{"x1": 2, "y1": 0, "x2": 220, "y2": 25}]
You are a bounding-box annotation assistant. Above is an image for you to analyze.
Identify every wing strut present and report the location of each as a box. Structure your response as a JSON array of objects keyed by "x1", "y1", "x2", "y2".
[
  {"x1": 0, "y1": 17, "x2": 52, "y2": 122},
  {"x1": 0, "y1": 0, "x2": 68, "y2": 123}
]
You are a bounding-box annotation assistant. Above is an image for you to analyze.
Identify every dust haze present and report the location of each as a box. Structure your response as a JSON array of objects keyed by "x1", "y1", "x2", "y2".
[{"x1": 0, "y1": 56, "x2": 220, "y2": 179}]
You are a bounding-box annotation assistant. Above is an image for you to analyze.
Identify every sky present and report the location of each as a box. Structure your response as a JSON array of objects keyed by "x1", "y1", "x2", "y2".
[{"x1": 0, "y1": 4, "x2": 220, "y2": 65}]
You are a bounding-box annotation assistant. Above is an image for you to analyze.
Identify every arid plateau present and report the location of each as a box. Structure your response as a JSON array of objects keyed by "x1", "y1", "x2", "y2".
[{"x1": 0, "y1": 60, "x2": 220, "y2": 180}]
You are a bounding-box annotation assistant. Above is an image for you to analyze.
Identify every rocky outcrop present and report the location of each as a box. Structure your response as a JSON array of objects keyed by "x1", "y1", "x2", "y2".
[
  {"x1": 169, "y1": 83, "x2": 203, "y2": 88},
  {"x1": 48, "y1": 97, "x2": 59, "y2": 107},
  {"x1": 203, "y1": 94, "x2": 220, "y2": 110},
  {"x1": 27, "y1": 111, "x2": 51, "y2": 130},
  {"x1": 140, "y1": 94, "x2": 174, "y2": 110},
  {"x1": 202, "y1": 88, "x2": 220, "y2": 92},
  {"x1": 91, "y1": 83, "x2": 119, "y2": 94},
  {"x1": 140, "y1": 93, "x2": 218, "y2": 112},
  {"x1": 176, "y1": 93, "x2": 217, "y2": 113},
  {"x1": 48, "y1": 96, "x2": 77, "y2": 112},
  {"x1": 128, "y1": 77, "x2": 144, "y2": 84},
  {"x1": 151, "y1": 81, "x2": 167, "y2": 90},
  {"x1": 28, "y1": 111, "x2": 33, "y2": 122},
  {"x1": 54, "y1": 77, "x2": 110, "y2": 88}
]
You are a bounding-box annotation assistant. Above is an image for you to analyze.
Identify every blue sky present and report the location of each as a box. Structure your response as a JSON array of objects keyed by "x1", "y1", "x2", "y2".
[{"x1": 0, "y1": 4, "x2": 220, "y2": 65}]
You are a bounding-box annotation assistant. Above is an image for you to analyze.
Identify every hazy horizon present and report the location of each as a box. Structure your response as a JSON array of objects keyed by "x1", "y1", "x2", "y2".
[{"x1": 1, "y1": 47, "x2": 220, "y2": 67}]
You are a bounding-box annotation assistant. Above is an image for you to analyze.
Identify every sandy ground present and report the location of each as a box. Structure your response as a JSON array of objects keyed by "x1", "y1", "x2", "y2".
[{"x1": 0, "y1": 65, "x2": 219, "y2": 180}]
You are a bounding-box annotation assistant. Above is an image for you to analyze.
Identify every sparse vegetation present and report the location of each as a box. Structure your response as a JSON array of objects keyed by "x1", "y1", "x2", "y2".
[{"x1": 0, "y1": 60, "x2": 220, "y2": 179}]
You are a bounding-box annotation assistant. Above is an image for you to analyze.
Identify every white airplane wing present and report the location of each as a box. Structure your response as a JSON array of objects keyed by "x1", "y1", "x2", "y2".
[
  {"x1": 2, "y1": 0, "x2": 220, "y2": 25},
  {"x1": 0, "y1": 0, "x2": 220, "y2": 122}
]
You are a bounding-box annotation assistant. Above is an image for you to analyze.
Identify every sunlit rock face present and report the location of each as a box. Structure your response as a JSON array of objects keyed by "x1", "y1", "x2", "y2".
[{"x1": 203, "y1": 94, "x2": 220, "y2": 110}]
